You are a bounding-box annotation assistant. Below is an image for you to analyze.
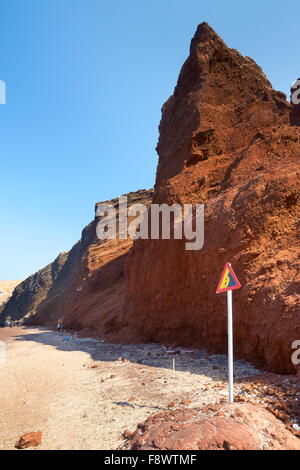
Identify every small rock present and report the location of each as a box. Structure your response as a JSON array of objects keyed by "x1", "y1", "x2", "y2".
[
  {"x1": 181, "y1": 399, "x2": 191, "y2": 405},
  {"x1": 120, "y1": 403, "x2": 300, "y2": 451},
  {"x1": 123, "y1": 430, "x2": 133, "y2": 439},
  {"x1": 236, "y1": 395, "x2": 246, "y2": 402},
  {"x1": 15, "y1": 431, "x2": 42, "y2": 449},
  {"x1": 110, "y1": 374, "x2": 117, "y2": 379},
  {"x1": 128, "y1": 396, "x2": 137, "y2": 402},
  {"x1": 193, "y1": 176, "x2": 206, "y2": 186},
  {"x1": 223, "y1": 440, "x2": 232, "y2": 450},
  {"x1": 167, "y1": 402, "x2": 176, "y2": 408},
  {"x1": 117, "y1": 357, "x2": 131, "y2": 363}
]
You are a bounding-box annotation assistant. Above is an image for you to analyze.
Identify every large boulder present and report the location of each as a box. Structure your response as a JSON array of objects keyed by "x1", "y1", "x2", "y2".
[{"x1": 121, "y1": 403, "x2": 300, "y2": 451}]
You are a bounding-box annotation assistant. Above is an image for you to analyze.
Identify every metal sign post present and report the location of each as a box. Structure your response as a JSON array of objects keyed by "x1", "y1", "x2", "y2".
[{"x1": 216, "y1": 262, "x2": 241, "y2": 404}]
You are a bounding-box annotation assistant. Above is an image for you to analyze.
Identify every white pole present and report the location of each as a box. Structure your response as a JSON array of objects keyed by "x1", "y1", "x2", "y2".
[{"x1": 227, "y1": 289, "x2": 234, "y2": 403}]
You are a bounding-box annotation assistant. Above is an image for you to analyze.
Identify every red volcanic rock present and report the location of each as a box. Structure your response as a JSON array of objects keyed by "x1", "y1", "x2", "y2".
[
  {"x1": 15, "y1": 431, "x2": 42, "y2": 449},
  {"x1": 2, "y1": 24, "x2": 299, "y2": 378},
  {"x1": 1, "y1": 190, "x2": 153, "y2": 337},
  {"x1": 121, "y1": 403, "x2": 300, "y2": 451},
  {"x1": 181, "y1": 399, "x2": 191, "y2": 405},
  {"x1": 122, "y1": 23, "x2": 300, "y2": 374},
  {"x1": 239, "y1": 373, "x2": 300, "y2": 432}
]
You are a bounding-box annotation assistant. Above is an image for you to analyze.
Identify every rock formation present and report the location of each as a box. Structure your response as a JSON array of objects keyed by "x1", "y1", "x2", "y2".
[
  {"x1": 2, "y1": 24, "x2": 299, "y2": 376},
  {"x1": 119, "y1": 23, "x2": 300, "y2": 373},
  {"x1": 0, "y1": 255, "x2": 67, "y2": 326},
  {"x1": 0, "y1": 280, "x2": 22, "y2": 314},
  {"x1": 121, "y1": 403, "x2": 300, "y2": 450},
  {"x1": 1, "y1": 190, "x2": 153, "y2": 335}
]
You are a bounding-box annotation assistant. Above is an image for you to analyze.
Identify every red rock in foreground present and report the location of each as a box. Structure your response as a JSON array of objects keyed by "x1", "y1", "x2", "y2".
[
  {"x1": 15, "y1": 431, "x2": 42, "y2": 449},
  {"x1": 121, "y1": 403, "x2": 300, "y2": 451},
  {"x1": 291, "y1": 78, "x2": 300, "y2": 126}
]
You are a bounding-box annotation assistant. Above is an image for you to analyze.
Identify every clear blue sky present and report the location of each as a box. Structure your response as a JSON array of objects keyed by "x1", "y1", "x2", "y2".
[{"x1": 0, "y1": 0, "x2": 298, "y2": 280}]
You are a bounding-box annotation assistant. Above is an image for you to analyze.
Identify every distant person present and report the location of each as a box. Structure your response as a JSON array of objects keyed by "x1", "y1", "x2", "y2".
[{"x1": 57, "y1": 319, "x2": 64, "y2": 335}]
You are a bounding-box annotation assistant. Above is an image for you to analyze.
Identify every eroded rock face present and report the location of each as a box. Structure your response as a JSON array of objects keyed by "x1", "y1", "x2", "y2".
[
  {"x1": 121, "y1": 23, "x2": 300, "y2": 373},
  {"x1": 0, "y1": 280, "x2": 22, "y2": 314},
  {"x1": 15, "y1": 431, "x2": 42, "y2": 449},
  {"x1": 121, "y1": 403, "x2": 300, "y2": 451},
  {"x1": 1, "y1": 190, "x2": 153, "y2": 337},
  {"x1": 0, "y1": 255, "x2": 67, "y2": 326}
]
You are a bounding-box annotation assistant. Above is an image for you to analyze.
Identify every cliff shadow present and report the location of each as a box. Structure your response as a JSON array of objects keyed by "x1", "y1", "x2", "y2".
[{"x1": 12, "y1": 326, "x2": 259, "y2": 383}]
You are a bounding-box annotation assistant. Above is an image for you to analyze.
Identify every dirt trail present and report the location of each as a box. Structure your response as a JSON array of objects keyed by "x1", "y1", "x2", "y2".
[{"x1": 0, "y1": 326, "x2": 261, "y2": 450}]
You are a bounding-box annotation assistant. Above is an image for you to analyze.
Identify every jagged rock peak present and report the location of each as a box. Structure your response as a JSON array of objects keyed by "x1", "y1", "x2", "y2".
[
  {"x1": 175, "y1": 22, "x2": 277, "y2": 98},
  {"x1": 190, "y1": 22, "x2": 226, "y2": 51}
]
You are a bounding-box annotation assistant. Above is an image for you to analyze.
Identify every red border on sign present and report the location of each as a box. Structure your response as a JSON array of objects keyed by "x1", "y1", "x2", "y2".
[{"x1": 216, "y1": 262, "x2": 241, "y2": 294}]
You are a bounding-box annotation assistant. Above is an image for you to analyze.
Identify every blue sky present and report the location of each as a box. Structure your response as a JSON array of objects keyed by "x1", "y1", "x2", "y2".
[{"x1": 0, "y1": 0, "x2": 298, "y2": 280}]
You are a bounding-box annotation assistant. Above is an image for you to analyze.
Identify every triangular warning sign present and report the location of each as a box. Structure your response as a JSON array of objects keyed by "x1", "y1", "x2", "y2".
[{"x1": 216, "y1": 262, "x2": 241, "y2": 294}]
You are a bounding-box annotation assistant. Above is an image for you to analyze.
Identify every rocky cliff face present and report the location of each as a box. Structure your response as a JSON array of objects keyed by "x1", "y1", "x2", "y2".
[
  {"x1": 0, "y1": 281, "x2": 22, "y2": 314},
  {"x1": 0, "y1": 254, "x2": 68, "y2": 325},
  {"x1": 291, "y1": 78, "x2": 300, "y2": 126},
  {"x1": 120, "y1": 24, "x2": 300, "y2": 373},
  {"x1": 1, "y1": 190, "x2": 153, "y2": 335},
  {"x1": 2, "y1": 25, "x2": 299, "y2": 375}
]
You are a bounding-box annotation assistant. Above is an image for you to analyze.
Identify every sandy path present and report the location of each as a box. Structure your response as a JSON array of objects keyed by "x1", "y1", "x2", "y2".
[{"x1": 0, "y1": 326, "x2": 260, "y2": 450}]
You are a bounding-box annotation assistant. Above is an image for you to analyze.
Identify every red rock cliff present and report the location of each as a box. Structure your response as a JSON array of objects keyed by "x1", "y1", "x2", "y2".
[
  {"x1": 121, "y1": 23, "x2": 300, "y2": 373},
  {"x1": 2, "y1": 190, "x2": 153, "y2": 337}
]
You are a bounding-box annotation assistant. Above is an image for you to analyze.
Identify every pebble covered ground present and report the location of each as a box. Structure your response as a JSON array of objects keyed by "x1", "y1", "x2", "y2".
[{"x1": 0, "y1": 327, "x2": 299, "y2": 450}]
